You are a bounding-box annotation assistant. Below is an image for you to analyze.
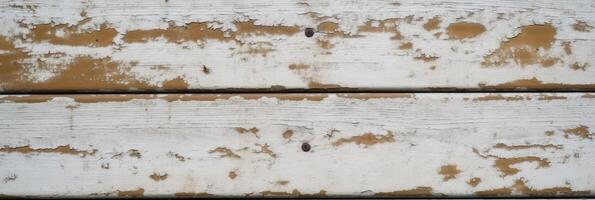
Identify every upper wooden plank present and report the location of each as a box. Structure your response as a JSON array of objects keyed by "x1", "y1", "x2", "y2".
[{"x1": 1, "y1": 0, "x2": 595, "y2": 92}]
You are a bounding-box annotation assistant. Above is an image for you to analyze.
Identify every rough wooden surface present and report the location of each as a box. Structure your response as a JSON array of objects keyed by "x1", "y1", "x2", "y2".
[
  {"x1": 1, "y1": 93, "x2": 594, "y2": 197},
  {"x1": 1, "y1": 0, "x2": 595, "y2": 92}
]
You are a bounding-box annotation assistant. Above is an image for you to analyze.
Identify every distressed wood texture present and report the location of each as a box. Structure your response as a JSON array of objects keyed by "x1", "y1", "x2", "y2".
[
  {"x1": 1, "y1": 0, "x2": 595, "y2": 92},
  {"x1": 0, "y1": 93, "x2": 594, "y2": 197}
]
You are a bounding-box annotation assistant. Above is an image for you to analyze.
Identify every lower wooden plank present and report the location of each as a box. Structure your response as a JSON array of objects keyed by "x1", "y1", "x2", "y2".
[{"x1": 0, "y1": 93, "x2": 594, "y2": 197}]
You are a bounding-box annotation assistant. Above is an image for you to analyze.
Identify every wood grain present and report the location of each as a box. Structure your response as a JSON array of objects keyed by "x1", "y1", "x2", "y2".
[
  {"x1": 1, "y1": 0, "x2": 595, "y2": 92},
  {"x1": 0, "y1": 93, "x2": 594, "y2": 197}
]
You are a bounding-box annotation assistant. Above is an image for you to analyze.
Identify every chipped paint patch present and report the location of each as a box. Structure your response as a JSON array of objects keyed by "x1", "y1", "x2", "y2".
[
  {"x1": 288, "y1": 64, "x2": 310, "y2": 70},
  {"x1": 259, "y1": 189, "x2": 302, "y2": 196},
  {"x1": 27, "y1": 22, "x2": 117, "y2": 47},
  {"x1": 333, "y1": 131, "x2": 395, "y2": 148},
  {"x1": 468, "y1": 177, "x2": 481, "y2": 187},
  {"x1": 571, "y1": 62, "x2": 588, "y2": 71},
  {"x1": 414, "y1": 53, "x2": 439, "y2": 62},
  {"x1": 149, "y1": 173, "x2": 167, "y2": 181},
  {"x1": 573, "y1": 21, "x2": 593, "y2": 32},
  {"x1": 475, "y1": 187, "x2": 512, "y2": 196},
  {"x1": 117, "y1": 188, "x2": 144, "y2": 198},
  {"x1": 174, "y1": 192, "x2": 214, "y2": 197},
  {"x1": 439, "y1": 165, "x2": 460, "y2": 181},
  {"x1": 235, "y1": 127, "x2": 259, "y2": 138},
  {"x1": 482, "y1": 24, "x2": 557, "y2": 67},
  {"x1": 209, "y1": 147, "x2": 241, "y2": 159},
  {"x1": 282, "y1": 130, "x2": 293, "y2": 139},
  {"x1": 0, "y1": 94, "x2": 330, "y2": 104},
  {"x1": 477, "y1": 179, "x2": 591, "y2": 197},
  {"x1": 0, "y1": 145, "x2": 96, "y2": 157},
  {"x1": 563, "y1": 125, "x2": 592, "y2": 139},
  {"x1": 128, "y1": 149, "x2": 141, "y2": 158},
  {"x1": 2, "y1": 174, "x2": 17, "y2": 183},
  {"x1": 478, "y1": 78, "x2": 595, "y2": 90},
  {"x1": 446, "y1": 22, "x2": 486, "y2": 39},
  {"x1": 493, "y1": 143, "x2": 562, "y2": 150},
  {"x1": 123, "y1": 22, "x2": 225, "y2": 43},
  {"x1": 399, "y1": 42, "x2": 413, "y2": 49},
  {"x1": 512, "y1": 179, "x2": 591, "y2": 196},
  {"x1": 308, "y1": 81, "x2": 343, "y2": 89},
  {"x1": 375, "y1": 187, "x2": 433, "y2": 197},
  {"x1": 471, "y1": 95, "x2": 526, "y2": 101},
  {"x1": 336, "y1": 93, "x2": 414, "y2": 100},
  {"x1": 358, "y1": 19, "x2": 403, "y2": 40},
  {"x1": 255, "y1": 189, "x2": 327, "y2": 197},
  {"x1": 253, "y1": 143, "x2": 276, "y2": 158},
  {"x1": 228, "y1": 171, "x2": 237, "y2": 180},
  {"x1": 423, "y1": 17, "x2": 441, "y2": 31},
  {"x1": 276, "y1": 180, "x2": 289, "y2": 186},
  {"x1": 561, "y1": 42, "x2": 572, "y2": 55},
  {"x1": 494, "y1": 157, "x2": 550, "y2": 176},
  {"x1": 537, "y1": 95, "x2": 567, "y2": 101}
]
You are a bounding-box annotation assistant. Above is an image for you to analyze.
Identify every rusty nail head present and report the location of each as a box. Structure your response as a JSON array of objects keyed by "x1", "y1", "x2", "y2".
[
  {"x1": 301, "y1": 143, "x2": 311, "y2": 152},
  {"x1": 305, "y1": 28, "x2": 314, "y2": 37}
]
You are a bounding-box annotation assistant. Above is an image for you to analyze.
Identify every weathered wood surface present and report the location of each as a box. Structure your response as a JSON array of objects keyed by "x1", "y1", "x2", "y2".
[
  {"x1": 1, "y1": 0, "x2": 595, "y2": 92},
  {"x1": 0, "y1": 93, "x2": 594, "y2": 197}
]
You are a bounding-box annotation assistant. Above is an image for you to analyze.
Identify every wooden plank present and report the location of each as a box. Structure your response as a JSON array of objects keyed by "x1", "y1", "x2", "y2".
[
  {"x1": 0, "y1": 93, "x2": 594, "y2": 197},
  {"x1": 1, "y1": 0, "x2": 595, "y2": 92}
]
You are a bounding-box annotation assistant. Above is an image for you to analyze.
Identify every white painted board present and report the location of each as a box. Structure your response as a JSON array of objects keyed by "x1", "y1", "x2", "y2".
[
  {"x1": 0, "y1": 93, "x2": 594, "y2": 197},
  {"x1": 1, "y1": 0, "x2": 595, "y2": 92}
]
